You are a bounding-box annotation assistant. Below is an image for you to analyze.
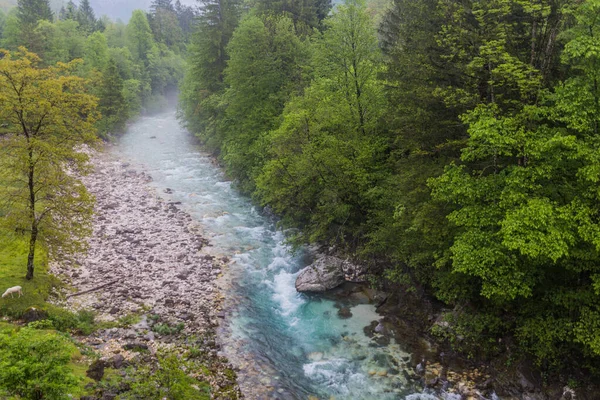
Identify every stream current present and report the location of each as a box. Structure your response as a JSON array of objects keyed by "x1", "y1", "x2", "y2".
[{"x1": 114, "y1": 110, "x2": 456, "y2": 400}]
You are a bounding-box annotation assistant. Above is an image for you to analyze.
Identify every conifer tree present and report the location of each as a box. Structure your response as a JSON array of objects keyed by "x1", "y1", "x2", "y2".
[
  {"x1": 151, "y1": 0, "x2": 175, "y2": 12},
  {"x1": 62, "y1": 0, "x2": 78, "y2": 21},
  {"x1": 77, "y1": 0, "x2": 97, "y2": 33},
  {"x1": 17, "y1": 0, "x2": 53, "y2": 26},
  {"x1": 16, "y1": 0, "x2": 54, "y2": 54},
  {"x1": 97, "y1": 58, "x2": 128, "y2": 136}
]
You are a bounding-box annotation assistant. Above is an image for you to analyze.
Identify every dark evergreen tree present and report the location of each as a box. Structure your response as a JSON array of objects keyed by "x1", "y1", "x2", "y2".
[
  {"x1": 174, "y1": 0, "x2": 196, "y2": 38},
  {"x1": 97, "y1": 58, "x2": 128, "y2": 136},
  {"x1": 17, "y1": 0, "x2": 53, "y2": 26},
  {"x1": 151, "y1": 0, "x2": 175, "y2": 12},
  {"x1": 179, "y1": 0, "x2": 243, "y2": 149},
  {"x1": 16, "y1": 0, "x2": 54, "y2": 54},
  {"x1": 77, "y1": 0, "x2": 97, "y2": 33},
  {"x1": 252, "y1": 0, "x2": 331, "y2": 32},
  {"x1": 147, "y1": 2, "x2": 183, "y2": 48},
  {"x1": 62, "y1": 0, "x2": 78, "y2": 21}
]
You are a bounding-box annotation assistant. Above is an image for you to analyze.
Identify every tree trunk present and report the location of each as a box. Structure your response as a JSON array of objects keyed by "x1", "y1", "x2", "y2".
[
  {"x1": 26, "y1": 223, "x2": 37, "y2": 280},
  {"x1": 26, "y1": 146, "x2": 36, "y2": 280}
]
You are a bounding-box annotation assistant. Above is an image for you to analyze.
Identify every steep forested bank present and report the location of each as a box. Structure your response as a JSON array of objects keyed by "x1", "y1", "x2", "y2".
[{"x1": 180, "y1": 0, "x2": 600, "y2": 390}]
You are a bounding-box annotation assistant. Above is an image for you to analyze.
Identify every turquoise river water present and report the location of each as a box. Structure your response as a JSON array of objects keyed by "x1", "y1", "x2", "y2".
[{"x1": 114, "y1": 110, "x2": 469, "y2": 400}]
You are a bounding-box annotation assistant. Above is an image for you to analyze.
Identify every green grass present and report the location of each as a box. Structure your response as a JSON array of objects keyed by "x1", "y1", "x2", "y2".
[
  {"x1": 0, "y1": 229, "x2": 62, "y2": 318},
  {"x1": 0, "y1": 229, "x2": 96, "y2": 398}
]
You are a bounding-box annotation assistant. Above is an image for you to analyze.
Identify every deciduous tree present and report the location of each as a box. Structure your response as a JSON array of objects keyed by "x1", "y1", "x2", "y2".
[{"x1": 0, "y1": 48, "x2": 99, "y2": 280}]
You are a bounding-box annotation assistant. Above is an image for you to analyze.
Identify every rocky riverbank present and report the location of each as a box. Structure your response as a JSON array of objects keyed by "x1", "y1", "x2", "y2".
[{"x1": 50, "y1": 147, "x2": 240, "y2": 398}]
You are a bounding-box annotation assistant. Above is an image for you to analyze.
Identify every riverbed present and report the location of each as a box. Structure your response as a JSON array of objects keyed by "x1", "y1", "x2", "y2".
[{"x1": 111, "y1": 110, "x2": 467, "y2": 400}]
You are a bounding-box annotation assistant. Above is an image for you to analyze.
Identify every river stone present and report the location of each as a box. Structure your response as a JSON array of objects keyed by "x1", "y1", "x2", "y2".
[
  {"x1": 21, "y1": 307, "x2": 48, "y2": 324},
  {"x1": 86, "y1": 359, "x2": 107, "y2": 381},
  {"x1": 295, "y1": 256, "x2": 345, "y2": 292},
  {"x1": 338, "y1": 307, "x2": 353, "y2": 319}
]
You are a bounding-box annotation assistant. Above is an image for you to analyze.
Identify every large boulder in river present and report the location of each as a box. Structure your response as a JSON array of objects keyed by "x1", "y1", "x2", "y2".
[{"x1": 295, "y1": 256, "x2": 346, "y2": 292}]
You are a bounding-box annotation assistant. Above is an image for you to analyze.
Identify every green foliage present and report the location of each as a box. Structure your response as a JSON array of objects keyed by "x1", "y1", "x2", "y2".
[
  {"x1": 28, "y1": 319, "x2": 55, "y2": 329},
  {"x1": 0, "y1": 326, "x2": 81, "y2": 399},
  {"x1": 152, "y1": 321, "x2": 185, "y2": 336},
  {"x1": 84, "y1": 30, "x2": 109, "y2": 71},
  {"x1": 0, "y1": 49, "x2": 98, "y2": 280},
  {"x1": 179, "y1": 0, "x2": 600, "y2": 382},
  {"x1": 179, "y1": 0, "x2": 241, "y2": 152},
  {"x1": 122, "y1": 355, "x2": 210, "y2": 400},
  {"x1": 97, "y1": 57, "x2": 128, "y2": 136},
  {"x1": 256, "y1": 0, "x2": 385, "y2": 246},
  {"x1": 126, "y1": 10, "x2": 155, "y2": 65},
  {"x1": 431, "y1": 310, "x2": 505, "y2": 360},
  {"x1": 221, "y1": 13, "x2": 309, "y2": 191}
]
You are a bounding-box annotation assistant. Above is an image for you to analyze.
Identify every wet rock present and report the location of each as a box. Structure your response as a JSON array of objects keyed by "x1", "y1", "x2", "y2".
[
  {"x1": 518, "y1": 371, "x2": 537, "y2": 392},
  {"x1": 295, "y1": 256, "x2": 346, "y2": 292},
  {"x1": 86, "y1": 359, "x2": 107, "y2": 381},
  {"x1": 340, "y1": 258, "x2": 368, "y2": 283}
]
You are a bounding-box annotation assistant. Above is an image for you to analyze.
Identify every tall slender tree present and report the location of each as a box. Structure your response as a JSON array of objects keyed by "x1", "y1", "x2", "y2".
[
  {"x1": 97, "y1": 58, "x2": 128, "y2": 136},
  {"x1": 17, "y1": 0, "x2": 53, "y2": 26},
  {"x1": 77, "y1": 0, "x2": 97, "y2": 33},
  {"x1": 16, "y1": 0, "x2": 53, "y2": 52}
]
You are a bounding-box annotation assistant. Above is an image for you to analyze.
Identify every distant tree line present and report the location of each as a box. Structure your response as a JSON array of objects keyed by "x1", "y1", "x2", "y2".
[{"x1": 1, "y1": 0, "x2": 194, "y2": 137}]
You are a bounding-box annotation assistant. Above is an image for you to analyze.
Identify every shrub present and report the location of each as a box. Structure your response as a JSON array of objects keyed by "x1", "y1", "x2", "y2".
[
  {"x1": 28, "y1": 319, "x2": 54, "y2": 330},
  {"x1": 0, "y1": 327, "x2": 80, "y2": 399},
  {"x1": 152, "y1": 322, "x2": 185, "y2": 336}
]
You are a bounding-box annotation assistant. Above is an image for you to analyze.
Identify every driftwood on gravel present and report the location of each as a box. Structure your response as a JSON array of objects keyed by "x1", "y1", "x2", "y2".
[{"x1": 66, "y1": 280, "x2": 119, "y2": 299}]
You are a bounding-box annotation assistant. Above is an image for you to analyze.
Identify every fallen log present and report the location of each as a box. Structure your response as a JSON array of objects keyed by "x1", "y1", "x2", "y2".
[{"x1": 66, "y1": 280, "x2": 119, "y2": 299}]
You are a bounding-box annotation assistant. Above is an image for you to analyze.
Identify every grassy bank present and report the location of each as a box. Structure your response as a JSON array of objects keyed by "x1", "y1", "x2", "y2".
[
  {"x1": 0, "y1": 229, "x2": 96, "y2": 398},
  {"x1": 0, "y1": 230, "x2": 58, "y2": 317}
]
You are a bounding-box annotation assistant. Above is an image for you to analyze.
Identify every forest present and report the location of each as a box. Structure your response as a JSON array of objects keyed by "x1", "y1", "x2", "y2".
[{"x1": 180, "y1": 0, "x2": 600, "y2": 386}]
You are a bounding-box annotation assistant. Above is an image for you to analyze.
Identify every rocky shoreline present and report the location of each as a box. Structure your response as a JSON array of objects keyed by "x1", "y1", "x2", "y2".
[{"x1": 50, "y1": 148, "x2": 241, "y2": 398}]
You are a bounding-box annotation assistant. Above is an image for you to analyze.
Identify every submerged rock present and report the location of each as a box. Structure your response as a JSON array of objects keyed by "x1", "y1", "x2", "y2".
[
  {"x1": 337, "y1": 307, "x2": 353, "y2": 319},
  {"x1": 295, "y1": 256, "x2": 346, "y2": 292}
]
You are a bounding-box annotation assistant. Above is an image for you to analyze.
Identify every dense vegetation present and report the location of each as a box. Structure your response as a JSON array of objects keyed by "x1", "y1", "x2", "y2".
[
  {"x1": 181, "y1": 0, "x2": 600, "y2": 383},
  {"x1": 0, "y1": 1, "x2": 220, "y2": 399}
]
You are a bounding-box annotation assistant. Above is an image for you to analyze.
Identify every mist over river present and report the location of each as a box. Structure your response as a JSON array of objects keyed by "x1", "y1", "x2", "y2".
[{"x1": 112, "y1": 110, "x2": 467, "y2": 400}]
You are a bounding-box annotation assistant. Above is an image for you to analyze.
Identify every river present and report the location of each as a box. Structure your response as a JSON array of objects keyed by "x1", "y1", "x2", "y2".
[{"x1": 113, "y1": 110, "x2": 463, "y2": 400}]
